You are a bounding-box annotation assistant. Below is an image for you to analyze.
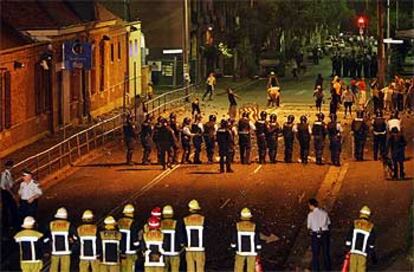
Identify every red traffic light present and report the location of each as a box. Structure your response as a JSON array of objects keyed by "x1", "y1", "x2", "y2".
[{"x1": 357, "y1": 17, "x2": 365, "y2": 24}]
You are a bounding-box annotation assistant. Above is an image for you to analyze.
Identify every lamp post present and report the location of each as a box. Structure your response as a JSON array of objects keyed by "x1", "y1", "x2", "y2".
[
  {"x1": 183, "y1": 0, "x2": 190, "y2": 101},
  {"x1": 377, "y1": 0, "x2": 385, "y2": 88}
]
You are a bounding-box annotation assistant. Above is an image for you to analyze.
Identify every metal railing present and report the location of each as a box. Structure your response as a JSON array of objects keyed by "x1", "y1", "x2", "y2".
[{"x1": 9, "y1": 85, "x2": 195, "y2": 182}]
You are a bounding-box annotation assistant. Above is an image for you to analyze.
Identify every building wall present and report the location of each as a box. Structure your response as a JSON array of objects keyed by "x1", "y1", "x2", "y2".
[
  {"x1": 0, "y1": 42, "x2": 52, "y2": 157},
  {"x1": 128, "y1": 22, "x2": 143, "y2": 100}
]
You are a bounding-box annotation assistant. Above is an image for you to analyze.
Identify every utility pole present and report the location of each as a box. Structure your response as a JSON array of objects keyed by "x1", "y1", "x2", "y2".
[
  {"x1": 377, "y1": 0, "x2": 386, "y2": 88},
  {"x1": 183, "y1": 0, "x2": 190, "y2": 101}
]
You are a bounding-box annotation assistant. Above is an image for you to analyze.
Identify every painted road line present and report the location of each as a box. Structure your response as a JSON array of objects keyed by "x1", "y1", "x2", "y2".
[
  {"x1": 220, "y1": 198, "x2": 232, "y2": 209},
  {"x1": 253, "y1": 165, "x2": 262, "y2": 174},
  {"x1": 295, "y1": 90, "x2": 306, "y2": 96}
]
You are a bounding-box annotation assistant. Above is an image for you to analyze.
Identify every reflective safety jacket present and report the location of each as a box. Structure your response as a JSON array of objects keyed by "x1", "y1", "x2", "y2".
[
  {"x1": 161, "y1": 219, "x2": 181, "y2": 256},
  {"x1": 77, "y1": 223, "x2": 99, "y2": 260},
  {"x1": 118, "y1": 217, "x2": 139, "y2": 255},
  {"x1": 46, "y1": 219, "x2": 76, "y2": 255},
  {"x1": 143, "y1": 229, "x2": 165, "y2": 267},
  {"x1": 183, "y1": 213, "x2": 205, "y2": 251},
  {"x1": 14, "y1": 229, "x2": 44, "y2": 263},
  {"x1": 100, "y1": 229, "x2": 122, "y2": 265},
  {"x1": 346, "y1": 219, "x2": 375, "y2": 257},
  {"x1": 231, "y1": 221, "x2": 261, "y2": 256}
]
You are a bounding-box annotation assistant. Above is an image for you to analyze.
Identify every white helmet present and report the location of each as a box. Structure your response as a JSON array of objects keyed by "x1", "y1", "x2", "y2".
[
  {"x1": 21, "y1": 216, "x2": 35, "y2": 229},
  {"x1": 55, "y1": 207, "x2": 68, "y2": 219}
]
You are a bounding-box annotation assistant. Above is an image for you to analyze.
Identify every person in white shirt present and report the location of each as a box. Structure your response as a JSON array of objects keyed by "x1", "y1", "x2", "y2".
[
  {"x1": 307, "y1": 198, "x2": 331, "y2": 271},
  {"x1": 202, "y1": 72, "x2": 216, "y2": 101},
  {"x1": 18, "y1": 169, "x2": 42, "y2": 222},
  {"x1": 1, "y1": 160, "x2": 19, "y2": 230},
  {"x1": 387, "y1": 111, "x2": 401, "y2": 132}
]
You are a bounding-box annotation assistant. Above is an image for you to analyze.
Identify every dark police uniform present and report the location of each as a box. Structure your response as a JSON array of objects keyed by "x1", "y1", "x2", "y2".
[
  {"x1": 266, "y1": 122, "x2": 280, "y2": 163},
  {"x1": 14, "y1": 228, "x2": 44, "y2": 272},
  {"x1": 140, "y1": 120, "x2": 153, "y2": 165},
  {"x1": 152, "y1": 121, "x2": 163, "y2": 164},
  {"x1": 255, "y1": 120, "x2": 267, "y2": 164},
  {"x1": 77, "y1": 222, "x2": 100, "y2": 272},
  {"x1": 295, "y1": 123, "x2": 311, "y2": 164},
  {"x1": 216, "y1": 127, "x2": 233, "y2": 173},
  {"x1": 238, "y1": 117, "x2": 252, "y2": 164},
  {"x1": 123, "y1": 121, "x2": 137, "y2": 165},
  {"x1": 191, "y1": 122, "x2": 204, "y2": 164},
  {"x1": 327, "y1": 121, "x2": 342, "y2": 166},
  {"x1": 312, "y1": 121, "x2": 327, "y2": 165},
  {"x1": 372, "y1": 117, "x2": 387, "y2": 161},
  {"x1": 100, "y1": 227, "x2": 122, "y2": 272},
  {"x1": 157, "y1": 125, "x2": 176, "y2": 169},
  {"x1": 387, "y1": 131, "x2": 407, "y2": 179},
  {"x1": 181, "y1": 124, "x2": 193, "y2": 164},
  {"x1": 118, "y1": 216, "x2": 140, "y2": 272},
  {"x1": 282, "y1": 122, "x2": 295, "y2": 163},
  {"x1": 351, "y1": 118, "x2": 369, "y2": 161},
  {"x1": 169, "y1": 120, "x2": 181, "y2": 164},
  {"x1": 203, "y1": 121, "x2": 216, "y2": 163}
]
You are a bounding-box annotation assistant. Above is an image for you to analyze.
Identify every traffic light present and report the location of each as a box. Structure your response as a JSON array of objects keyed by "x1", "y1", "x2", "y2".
[{"x1": 357, "y1": 16, "x2": 366, "y2": 29}]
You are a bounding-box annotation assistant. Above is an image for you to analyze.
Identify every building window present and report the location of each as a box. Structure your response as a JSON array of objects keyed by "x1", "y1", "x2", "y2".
[
  {"x1": 35, "y1": 63, "x2": 52, "y2": 115},
  {"x1": 134, "y1": 39, "x2": 138, "y2": 56},
  {"x1": 99, "y1": 41, "x2": 105, "y2": 92},
  {"x1": 0, "y1": 70, "x2": 12, "y2": 131},
  {"x1": 117, "y1": 41, "x2": 121, "y2": 60},
  {"x1": 110, "y1": 43, "x2": 114, "y2": 62},
  {"x1": 129, "y1": 41, "x2": 133, "y2": 56}
]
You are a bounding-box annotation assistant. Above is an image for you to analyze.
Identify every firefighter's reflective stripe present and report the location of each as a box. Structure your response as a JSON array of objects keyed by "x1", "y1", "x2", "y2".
[
  {"x1": 102, "y1": 240, "x2": 120, "y2": 265},
  {"x1": 15, "y1": 236, "x2": 38, "y2": 261},
  {"x1": 144, "y1": 241, "x2": 165, "y2": 267},
  {"x1": 373, "y1": 131, "x2": 386, "y2": 135},
  {"x1": 161, "y1": 229, "x2": 178, "y2": 256},
  {"x1": 79, "y1": 236, "x2": 97, "y2": 260},
  {"x1": 51, "y1": 231, "x2": 70, "y2": 255},
  {"x1": 185, "y1": 226, "x2": 204, "y2": 251},
  {"x1": 236, "y1": 231, "x2": 257, "y2": 256},
  {"x1": 350, "y1": 229, "x2": 370, "y2": 256},
  {"x1": 119, "y1": 229, "x2": 136, "y2": 254}
]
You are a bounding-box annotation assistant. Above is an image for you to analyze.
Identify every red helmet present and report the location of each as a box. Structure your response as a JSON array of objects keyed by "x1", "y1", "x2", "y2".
[
  {"x1": 151, "y1": 207, "x2": 162, "y2": 218},
  {"x1": 148, "y1": 216, "x2": 160, "y2": 230}
]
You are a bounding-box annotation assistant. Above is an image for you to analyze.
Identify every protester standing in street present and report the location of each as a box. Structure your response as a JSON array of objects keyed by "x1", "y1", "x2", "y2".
[
  {"x1": 202, "y1": 72, "x2": 216, "y2": 101},
  {"x1": 372, "y1": 110, "x2": 387, "y2": 161},
  {"x1": 1, "y1": 160, "x2": 18, "y2": 232},
  {"x1": 307, "y1": 198, "x2": 332, "y2": 272},
  {"x1": 387, "y1": 127, "x2": 407, "y2": 180},
  {"x1": 227, "y1": 88, "x2": 240, "y2": 119},
  {"x1": 342, "y1": 86, "x2": 356, "y2": 118},
  {"x1": 123, "y1": 115, "x2": 138, "y2": 165},
  {"x1": 18, "y1": 169, "x2": 42, "y2": 222},
  {"x1": 313, "y1": 85, "x2": 324, "y2": 113}
]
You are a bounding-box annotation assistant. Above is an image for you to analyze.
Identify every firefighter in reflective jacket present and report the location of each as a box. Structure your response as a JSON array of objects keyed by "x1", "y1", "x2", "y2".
[
  {"x1": 372, "y1": 110, "x2": 387, "y2": 161},
  {"x1": 118, "y1": 204, "x2": 140, "y2": 272},
  {"x1": 351, "y1": 111, "x2": 369, "y2": 161},
  {"x1": 183, "y1": 199, "x2": 205, "y2": 272},
  {"x1": 345, "y1": 206, "x2": 376, "y2": 272},
  {"x1": 161, "y1": 205, "x2": 182, "y2": 272},
  {"x1": 231, "y1": 208, "x2": 261, "y2": 272},
  {"x1": 143, "y1": 216, "x2": 165, "y2": 272},
  {"x1": 77, "y1": 210, "x2": 100, "y2": 272},
  {"x1": 46, "y1": 207, "x2": 77, "y2": 272},
  {"x1": 312, "y1": 113, "x2": 327, "y2": 165},
  {"x1": 100, "y1": 216, "x2": 122, "y2": 272},
  {"x1": 255, "y1": 111, "x2": 268, "y2": 164},
  {"x1": 14, "y1": 216, "x2": 44, "y2": 272}
]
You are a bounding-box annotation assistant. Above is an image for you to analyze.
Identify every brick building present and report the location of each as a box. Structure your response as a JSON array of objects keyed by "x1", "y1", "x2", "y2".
[{"x1": 0, "y1": 1, "x2": 142, "y2": 157}]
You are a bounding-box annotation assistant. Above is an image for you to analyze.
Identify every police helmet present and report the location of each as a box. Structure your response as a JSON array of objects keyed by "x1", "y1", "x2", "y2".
[
  {"x1": 375, "y1": 109, "x2": 383, "y2": 117},
  {"x1": 157, "y1": 116, "x2": 163, "y2": 123},
  {"x1": 195, "y1": 114, "x2": 202, "y2": 121},
  {"x1": 317, "y1": 112, "x2": 325, "y2": 121},
  {"x1": 287, "y1": 115, "x2": 295, "y2": 123},
  {"x1": 300, "y1": 115, "x2": 307, "y2": 123},
  {"x1": 242, "y1": 111, "x2": 250, "y2": 118},
  {"x1": 169, "y1": 112, "x2": 177, "y2": 120},
  {"x1": 183, "y1": 117, "x2": 191, "y2": 125},
  {"x1": 260, "y1": 111, "x2": 267, "y2": 120},
  {"x1": 329, "y1": 113, "x2": 337, "y2": 121},
  {"x1": 209, "y1": 115, "x2": 217, "y2": 122},
  {"x1": 220, "y1": 119, "x2": 228, "y2": 128},
  {"x1": 356, "y1": 110, "x2": 364, "y2": 119},
  {"x1": 270, "y1": 114, "x2": 277, "y2": 122}
]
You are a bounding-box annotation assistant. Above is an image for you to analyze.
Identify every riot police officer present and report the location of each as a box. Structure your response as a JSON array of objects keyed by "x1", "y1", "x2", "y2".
[
  {"x1": 327, "y1": 114, "x2": 343, "y2": 166},
  {"x1": 191, "y1": 114, "x2": 204, "y2": 164},
  {"x1": 351, "y1": 110, "x2": 369, "y2": 161},
  {"x1": 282, "y1": 115, "x2": 295, "y2": 163},
  {"x1": 123, "y1": 115, "x2": 138, "y2": 165},
  {"x1": 255, "y1": 111, "x2": 268, "y2": 164},
  {"x1": 294, "y1": 115, "x2": 312, "y2": 164},
  {"x1": 266, "y1": 114, "x2": 280, "y2": 163},
  {"x1": 140, "y1": 114, "x2": 153, "y2": 165},
  {"x1": 203, "y1": 115, "x2": 217, "y2": 163},
  {"x1": 153, "y1": 117, "x2": 163, "y2": 164},
  {"x1": 372, "y1": 110, "x2": 387, "y2": 161},
  {"x1": 238, "y1": 112, "x2": 255, "y2": 164},
  {"x1": 181, "y1": 117, "x2": 194, "y2": 164},
  {"x1": 169, "y1": 113, "x2": 180, "y2": 164},
  {"x1": 312, "y1": 113, "x2": 327, "y2": 165},
  {"x1": 216, "y1": 119, "x2": 233, "y2": 173},
  {"x1": 157, "y1": 118, "x2": 176, "y2": 170}
]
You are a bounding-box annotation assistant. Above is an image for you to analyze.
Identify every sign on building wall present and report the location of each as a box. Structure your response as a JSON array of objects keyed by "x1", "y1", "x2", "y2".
[{"x1": 63, "y1": 41, "x2": 92, "y2": 70}]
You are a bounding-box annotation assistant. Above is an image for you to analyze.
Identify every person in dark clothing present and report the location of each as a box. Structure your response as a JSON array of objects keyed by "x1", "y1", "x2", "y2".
[
  {"x1": 238, "y1": 112, "x2": 255, "y2": 164},
  {"x1": 342, "y1": 53, "x2": 350, "y2": 78},
  {"x1": 356, "y1": 54, "x2": 363, "y2": 78},
  {"x1": 191, "y1": 98, "x2": 201, "y2": 118},
  {"x1": 330, "y1": 54, "x2": 337, "y2": 77},
  {"x1": 363, "y1": 54, "x2": 371, "y2": 78},
  {"x1": 312, "y1": 113, "x2": 327, "y2": 165},
  {"x1": 140, "y1": 114, "x2": 153, "y2": 165},
  {"x1": 327, "y1": 114, "x2": 343, "y2": 166},
  {"x1": 334, "y1": 54, "x2": 342, "y2": 77},
  {"x1": 181, "y1": 117, "x2": 194, "y2": 164},
  {"x1": 169, "y1": 113, "x2": 181, "y2": 164},
  {"x1": 153, "y1": 116, "x2": 163, "y2": 164},
  {"x1": 266, "y1": 114, "x2": 280, "y2": 163},
  {"x1": 349, "y1": 53, "x2": 357, "y2": 78},
  {"x1": 227, "y1": 88, "x2": 240, "y2": 119},
  {"x1": 314, "y1": 73, "x2": 324, "y2": 90},
  {"x1": 387, "y1": 127, "x2": 406, "y2": 180},
  {"x1": 123, "y1": 115, "x2": 138, "y2": 165},
  {"x1": 372, "y1": 110, "x2": 387, "y2": 161},
  {"x1": 370, "y1": 53, "x2": 378, "y2": 78},
  {"x1": 191, "y1": 114, "x2": 204, "y2": 164},
  {"x1": 283, "y1": 115, "x2": 295, "y2": 163},
  {"x1": 255, "y1": 111, "x2": 268, "y2": 164},
  {"x1": 216, "y1": 119, "x2": 233, "y2": 173},
  {"x1": 314, "y1": 85, "x2": 324, "y2": 112},
  {"x1": 351, "y1": 110, "x2": 369, "y2": 161},
  {"x1": 294, "y1": 115, "x2": 311, "y2": 164},
  {"x1": 157, "y1": 118, "x2": 176, "y2": 169},
  {"x1": 203, "y1": 115, "x2": 217, "y2": 163}
]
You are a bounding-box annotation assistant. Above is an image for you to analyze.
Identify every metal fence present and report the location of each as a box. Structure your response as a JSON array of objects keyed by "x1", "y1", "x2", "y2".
[{"x1": 10, "y1": 85, "x2": 195, "y2": 182}]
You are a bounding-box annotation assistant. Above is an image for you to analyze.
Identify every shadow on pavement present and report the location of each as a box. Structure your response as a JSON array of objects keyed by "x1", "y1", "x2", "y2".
[
  {"x1": 189, "y1": 171, "x2": 221, "y2": 175},
  {"x1": 116, "y1": 168, "x2": 154, "y2": 172},
  {"x1": 76, "y1": 162, "x2": 127, "y2": 167}
]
